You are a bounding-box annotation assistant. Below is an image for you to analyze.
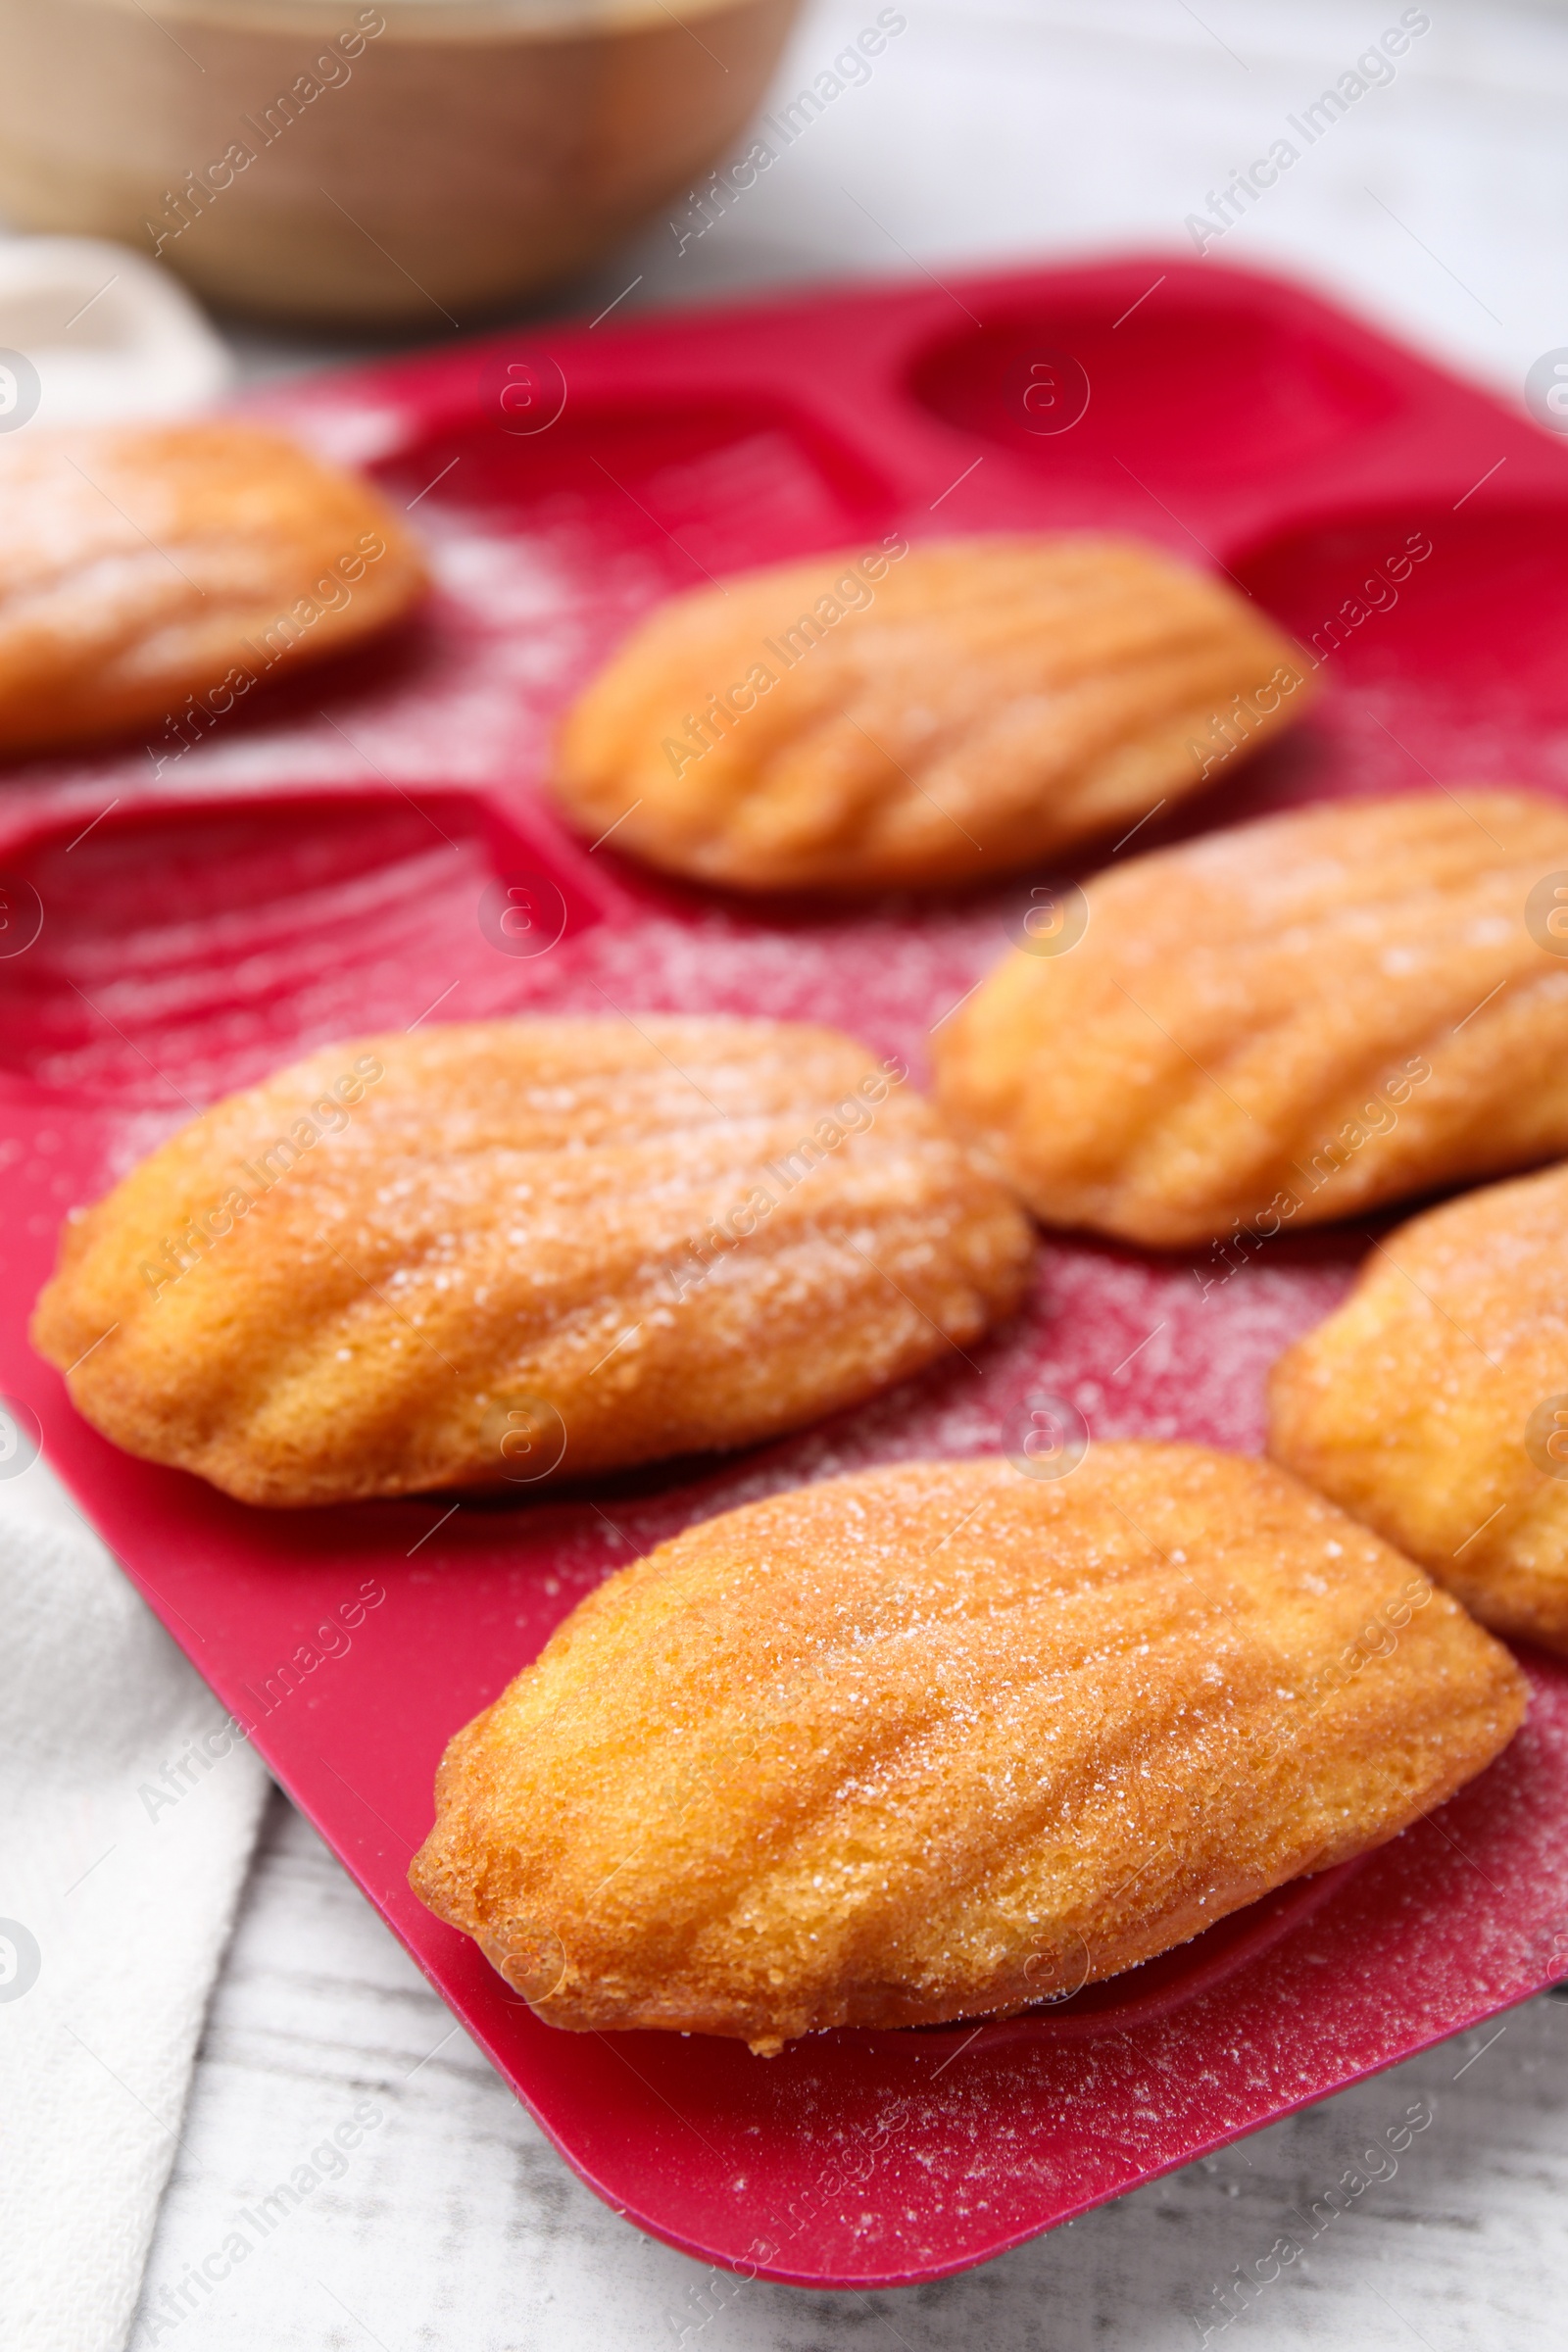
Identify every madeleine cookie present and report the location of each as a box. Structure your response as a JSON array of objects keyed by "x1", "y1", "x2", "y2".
[
  {"x1": 31, "y1": 1020, "x2": 1031, "y2": 1507},
  {"x1": 410, "y1": 1446, "x2": 1523, "y2": 2053},
  {"x1": 0, "y1": 421, "x2": 426, "y2": 756},
  {"x1": 936, "y1": 790, "x2": 1568, "y2": 1247},
  {"x1": 1271, "y1": 1160, "x2": 1568, "y2": 1655},
  {"x1": 551, "y1": 534, "x2": 1309, "y2": 891}
]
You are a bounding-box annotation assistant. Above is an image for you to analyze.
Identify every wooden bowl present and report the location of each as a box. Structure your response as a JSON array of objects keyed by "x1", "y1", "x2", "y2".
[{"x1": 0, "y1": 0, "x2": 804, "y2": 325}]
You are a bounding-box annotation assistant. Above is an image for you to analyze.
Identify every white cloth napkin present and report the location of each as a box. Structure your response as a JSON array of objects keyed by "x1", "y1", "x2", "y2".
[
  {"x1": 0, "y1": 234, "x2": 230, "y2": 428},
  {"x1": 0, "y1": 1458, "x2": 269, "y2": 2352}
]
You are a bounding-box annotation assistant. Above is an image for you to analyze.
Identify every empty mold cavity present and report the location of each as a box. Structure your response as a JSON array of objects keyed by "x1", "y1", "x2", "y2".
[
  {"x1": 0, "y1": 792, "x2": 602, "y2": 1105},
  {"x1": 908, "y1": 290, "x2": 1399, "y2": 481},
  {"x1": 1235, "y1": 504, "x2": 1568, "y2": 718},
  {"x1": 373, "y1": 394, "x2": 896, "y2": 587}
]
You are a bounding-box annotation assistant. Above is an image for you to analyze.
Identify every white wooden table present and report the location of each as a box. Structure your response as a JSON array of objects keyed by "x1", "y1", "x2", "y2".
[
  {"x1": 132, "y1": 1788, "x2": 1568, "y2": 2352},
  {"x1": 114, "y1": 1, "x2": 1568, "y2": 2340}
]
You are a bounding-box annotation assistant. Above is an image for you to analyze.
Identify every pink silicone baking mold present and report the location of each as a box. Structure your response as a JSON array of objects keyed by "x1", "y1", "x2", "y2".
[{"x1": 3, "y1": 255, "x2": 1567, "y2": 2287}]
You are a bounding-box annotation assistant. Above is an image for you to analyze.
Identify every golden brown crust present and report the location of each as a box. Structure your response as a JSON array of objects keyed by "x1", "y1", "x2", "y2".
[
  {"x1": 0, "y1": 421, "x2": 426, "y2": 755},
  {"x1": 409, "y1": 1446, "x2": 1525, "y2": 2053},
  {"x1": 550, "y1": 534, "x2": 1310, "y2": 891},
  {"x1": 30, "y1": 1019, "x2": 1033, "y2": 1507},
  {"x1": 1270, "y1": 1160, "x2": 1568, "y2": 1655},
  {"x1": 935, "y1": 789, "x2": 1568, "y2": 1246}
]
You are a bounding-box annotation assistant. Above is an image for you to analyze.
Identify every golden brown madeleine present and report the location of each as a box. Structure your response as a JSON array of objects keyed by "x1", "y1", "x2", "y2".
[
  {"x1": 1271, "y1": 1161, "x2": 1568, "y2": 1655},
  {"x1": 410, "y1": 1446, "x2": 1524, "y2": 2053},
  {"x1": 30, "y1": 1020, "x2": 1031, "y2": 1507},
  {"x1": 936, "y1": 789, "x2": 1568, "y2": 1247},
  {"x1": 551, "y1": 534, "x2": 1309, "y2": 891},
  {"x1": 0, "y1": 420, "x2": 426, "y2": 756}
]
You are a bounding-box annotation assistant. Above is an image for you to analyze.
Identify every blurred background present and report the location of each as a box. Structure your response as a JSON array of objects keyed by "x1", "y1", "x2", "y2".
[{"x1": 0, "y1": 1, "x2": 1563, "y2": 405}]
